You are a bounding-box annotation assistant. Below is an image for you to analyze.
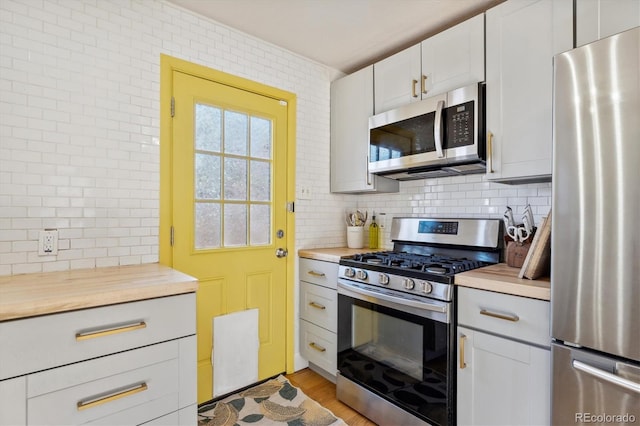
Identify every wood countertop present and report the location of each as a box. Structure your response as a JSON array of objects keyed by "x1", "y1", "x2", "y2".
[
  {"x1": 0, "y1": 263, "x2": 198, "y2": 321},
  {"x1": 455, "y1": 263, "x2": 550, "y2": 301},
  {"x1": 298, "y1": 247, "x2": 376, "y2": 263}
]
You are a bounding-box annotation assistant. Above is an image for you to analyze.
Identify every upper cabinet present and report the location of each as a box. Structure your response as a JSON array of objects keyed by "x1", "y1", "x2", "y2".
[
  {"x1": 330, "y1": 66, "x2": 399, "y2": 193},
  {"x1": 576, "y1": 0, "x2": 640, "y2": 47},
  {"x1": 485, "y1": 0, "x2": 573, "y2": 183},
  {"x1": 374, "y1": 15, "x2": 485, "y2": 114}
]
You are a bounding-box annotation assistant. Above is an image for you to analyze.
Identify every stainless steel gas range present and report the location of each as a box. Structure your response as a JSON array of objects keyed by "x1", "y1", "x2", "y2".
[{"x1": 336, "y1": 217, "x2": 502, "y2": 426}]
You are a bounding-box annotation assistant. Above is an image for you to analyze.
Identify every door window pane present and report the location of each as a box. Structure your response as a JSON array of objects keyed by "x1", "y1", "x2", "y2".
[
  {"x1": 195, "y1": 153, "x2": 221, "y2": 200},
  {"x1": 224, "y1": 111, "x2": 248, "y2": 156},
  {"x1": 195, "y1": 203, "x2": 221, "y2": 249},
  {"x1": 250, "y1": 116, "x2": 271, "y2": 159},
  {"x1": 250, "y1": 160, "x2": 270, "y2": 201},
  {"x1": 250, "y1": 204, "x2": 270, "y2": 245},
  {"x1": 224, "y1": 158, "x2": 247, "y2": 201},
  {"x1": 224, "y1": 204, "x2": 247, "y2": 246},
  {"x1": 195, "y1": 104, "x2": 221, "y2": 152}
]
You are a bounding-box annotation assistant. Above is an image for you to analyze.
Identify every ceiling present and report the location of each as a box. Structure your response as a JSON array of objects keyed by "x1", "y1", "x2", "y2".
[{"x1": 167, "y1": 0, "x2": 503, "y2": 74}]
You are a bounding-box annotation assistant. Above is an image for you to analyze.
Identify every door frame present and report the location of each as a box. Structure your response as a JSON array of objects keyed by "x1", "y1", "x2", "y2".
[{"x1": 159, "y1": 54, "x2": 297, "y2": 374}]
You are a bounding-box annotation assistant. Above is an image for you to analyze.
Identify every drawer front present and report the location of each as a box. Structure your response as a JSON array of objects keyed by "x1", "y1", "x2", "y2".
[
  {"x1": 300, "y1": 319, "x2": 337, "y2": 375},
  {"x1": 458, "y1": 286, "x2": 550, "y2": 347},
  {"x1": 300, "y1": 281, "x2": 337, "y2": 333},
  {"x1": 27, "y1": 341, "x2": 180, "y2": 425},
  {"x1": 299, "y1": 258, "x2": 338, "y2": 289},
  {"x1": 0, "y1": 293, "x2": 195, "y2": 380}
]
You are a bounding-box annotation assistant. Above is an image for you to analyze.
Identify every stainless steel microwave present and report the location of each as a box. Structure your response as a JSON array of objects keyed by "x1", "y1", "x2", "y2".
[{"x1": 369, "y1": 83, "x2": 486, "y2": 180}]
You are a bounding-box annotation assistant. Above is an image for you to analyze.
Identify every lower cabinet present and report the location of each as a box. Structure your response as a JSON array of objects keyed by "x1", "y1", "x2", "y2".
[
  {"x1": 298, "y1": 258, "x2": 338, "y2": 380},
  {"x1": 0, "y1": 294, "x2": 197, "y2": 425},
  {"x1": 457, "y1": 326, "x2": 550, "y2": 425},
  {"x1": 457, "y1": 286, "x2": 550, "y2": 425}
]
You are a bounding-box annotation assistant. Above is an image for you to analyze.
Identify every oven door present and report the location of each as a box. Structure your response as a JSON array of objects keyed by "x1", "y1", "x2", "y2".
[{"x1": 337, "y1": 280, "x2": 454, "y2": 426}]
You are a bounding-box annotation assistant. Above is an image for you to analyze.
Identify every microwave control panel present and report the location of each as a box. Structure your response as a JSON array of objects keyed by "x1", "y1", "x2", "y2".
[{"x1": 446, "y1": 101, "x2": 474, "y2": 148}]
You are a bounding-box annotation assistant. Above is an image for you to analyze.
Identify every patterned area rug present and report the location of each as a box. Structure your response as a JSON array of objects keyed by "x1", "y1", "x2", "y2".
[{"x1": 198, "y1": 375, "x2": 347, "y2": 426}]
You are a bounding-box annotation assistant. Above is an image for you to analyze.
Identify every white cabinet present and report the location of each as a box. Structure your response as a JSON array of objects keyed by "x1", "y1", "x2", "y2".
[
  {"x1": 576, "y1": 0, "x2": 640, "y2": 46},
  {"x1": 457, "y1": 286, "x2": 551, "y2": 425},
  {"x1": 374, "y1": 14, "x2": 485, "y2": 114},
  {"x1": 330, "y1": 65, "x2": 398, "y2": 194},
  {"x1": 485, "y1": 0, "x2": 573, "y2": 183},
  {"x1": 0, "y1": 294, "x2": 197, "y2": 425},
  {"x1": 373, "y1": 44, "x2": 422, "y2": 113},
  {"x1": 299, "y1": 258, "x2": 339, "y2": 379},
  {"x1": 421, "y1": 14, "x2": 485, "y2": 99}
]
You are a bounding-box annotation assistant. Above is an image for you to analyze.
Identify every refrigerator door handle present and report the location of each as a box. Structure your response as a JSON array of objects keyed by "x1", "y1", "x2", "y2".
[{"x1": 573, "y1": 359, "x2": 640, "y2": 394}]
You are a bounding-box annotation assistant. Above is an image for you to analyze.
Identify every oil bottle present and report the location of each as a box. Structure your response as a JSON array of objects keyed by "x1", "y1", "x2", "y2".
[{"x1": 369, "y1": 212, "x2": 379, "y2": 249}]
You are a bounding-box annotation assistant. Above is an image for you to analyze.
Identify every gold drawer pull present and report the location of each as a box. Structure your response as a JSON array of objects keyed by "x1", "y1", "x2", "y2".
[
  {"x1": 459, "y1": 334, "x2": 467, "y2": 369},
  {"x1": 76, "y1": 321, "x2": 147, "y2": 341},
  {"x1": 308, "y1": 270, "x2": 326, "y2": 277},
  {"x1": 480, "y1": 309, "x2": 519, "y2": 322},
  {"x1": 309, "y1": 342, "x2": 326, "y2": 352},
  {"x1": 309, "y1": 301, "x2": 326, "y2": 310},
  {"x1": 77, "y1": 382, "x2": 148, "y2": 411}
]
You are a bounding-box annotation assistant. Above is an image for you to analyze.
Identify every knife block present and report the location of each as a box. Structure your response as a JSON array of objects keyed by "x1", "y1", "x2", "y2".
[{"x1": 506, "y1": 241, "x2": 531, "y2": 268}]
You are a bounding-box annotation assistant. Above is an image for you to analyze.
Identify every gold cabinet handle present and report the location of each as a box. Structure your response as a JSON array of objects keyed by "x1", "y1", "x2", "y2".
[
  {"x1": 480, "y1": 309, "x2": 519, "y2": 322},
  {"x1": 309, "y1": 342, "x2": 326, "y2": 352},
  {"x1": 411, "y1": 79, "x2": 418, "y2": 98},
  {"x1": 459, "y1": 334, "x2": 467, "y2": 369},
  {"x1": 76, "y1": 321, "x2": 147, "y2": 341},
  {"x1": 307, "y1": 270, "x2": 326, "y2": 277},
  {"x1": 487, "y1": 131, "x2": 494, "y2": 173},
  {"x1": 421, "y1": 74, "x2": 428, "y2": 94},
  {"x1": 309, "y1": 301, "x2": 326, "y2": 310},
  {"x1": 77, "y1": 382, "x2": 148, "y2": 411}
]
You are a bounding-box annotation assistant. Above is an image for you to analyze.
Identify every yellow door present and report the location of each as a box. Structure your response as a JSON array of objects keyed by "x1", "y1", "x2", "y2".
[{"x1": 171, "y1": 70, "x2": 289, "y2": 403}]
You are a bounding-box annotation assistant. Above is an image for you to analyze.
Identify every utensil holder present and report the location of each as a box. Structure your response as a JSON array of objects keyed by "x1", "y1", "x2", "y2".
[{"x1": 346, "y1": 226, "x2": 364, "y2": 249}]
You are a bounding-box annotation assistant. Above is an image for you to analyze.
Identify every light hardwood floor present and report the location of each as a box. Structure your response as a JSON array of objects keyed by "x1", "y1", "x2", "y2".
[{"x1": 286, "y1": 368, "x2": 377, "y2": 426}]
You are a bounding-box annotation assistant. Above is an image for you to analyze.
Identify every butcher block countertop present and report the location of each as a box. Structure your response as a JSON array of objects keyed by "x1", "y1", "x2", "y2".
[
  {"x1": 298, "y1": 247, "x2": 375, "y2": 263},
  {"x1": 0, "y1": 263, "x2": 198, "y2": 321},
  {"x1": 456, "y1": 263, "x2": 550, "y2": 301}
]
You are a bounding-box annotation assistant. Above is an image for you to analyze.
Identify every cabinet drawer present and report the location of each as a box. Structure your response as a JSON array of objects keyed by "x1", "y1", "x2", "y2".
[
  {"x1": 300, "y1": 281, "x2": 337, "y2": 333},
  {"x1": 0, "y1": 293, "x2": 195, "y2": 380},
  {"x1": 300, "y1": 320, "x2": 337, "y2": 375},
  {"x1": 27, "y1": 341, "x2": 181, "y2": 425},
  {"x1": 299, "y1": 258, "x2": 338, "y2": 289},
  {"x1": 457, "y1": 287, "x2": 550, "y2": 347}
]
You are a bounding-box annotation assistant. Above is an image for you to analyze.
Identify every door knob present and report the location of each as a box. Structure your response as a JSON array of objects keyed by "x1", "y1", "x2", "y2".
[{"x1": 275, "y1": 248, "x2": 288, "y2": 258}]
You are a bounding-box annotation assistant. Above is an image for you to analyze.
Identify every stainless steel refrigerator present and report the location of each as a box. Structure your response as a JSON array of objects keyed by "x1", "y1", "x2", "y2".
[{"x1": 551, "y1": 27, "x2": 640, "y2": 424}]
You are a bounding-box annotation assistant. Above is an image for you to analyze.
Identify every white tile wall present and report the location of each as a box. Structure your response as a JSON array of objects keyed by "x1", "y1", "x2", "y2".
[
  {"x1": 0, "y1": 0, "x2": 335, "y2": 275},
  {"x1": 0, "y1": 0, "x2": 552, "y2": 277},
  {"x1": 355, "y1": 176, "x2": 552, "y2": 250}
]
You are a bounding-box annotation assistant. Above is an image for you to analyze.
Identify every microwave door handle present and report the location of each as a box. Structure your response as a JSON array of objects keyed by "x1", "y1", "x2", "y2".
[{"x1": 434, "y1": 99, "x2": 445, "y2": 158}]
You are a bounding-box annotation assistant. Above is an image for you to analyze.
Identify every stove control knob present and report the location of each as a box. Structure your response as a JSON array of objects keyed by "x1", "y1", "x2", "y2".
[
  {"x1": 421, "y1": 281, "x2": 433, "y2": 294},
  {"x1": 356, "y1": 270, "x2": 368, "y2": 280},
  {"x1": 344, "y1": 268, "x2": 355, "y2": 278},
  {"x1": 379, "y1": 273, "x2": 390, "y2": 285},
  {"x1": 403, "y1": 278, "x2": 415, "y2": 290}
]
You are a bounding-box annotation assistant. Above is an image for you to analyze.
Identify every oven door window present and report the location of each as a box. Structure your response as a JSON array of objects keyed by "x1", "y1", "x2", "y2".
[{"x1": 338, "y1": 294, "x2": 452, "y2": 425}]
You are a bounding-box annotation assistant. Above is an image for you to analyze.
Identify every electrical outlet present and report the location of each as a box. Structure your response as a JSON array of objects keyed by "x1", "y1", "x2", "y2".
[
  {"x1": 38, "y1": 229, "x2": 58, "y2": 256},
  {"x1": 298, "y1": 186, "x2": 312, "y2": 200}
]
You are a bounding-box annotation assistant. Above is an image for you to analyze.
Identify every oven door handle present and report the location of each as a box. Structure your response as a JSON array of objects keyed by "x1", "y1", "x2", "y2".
[{"x1": 337, "y1": 281, "x2": 447, "y2": 313}]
